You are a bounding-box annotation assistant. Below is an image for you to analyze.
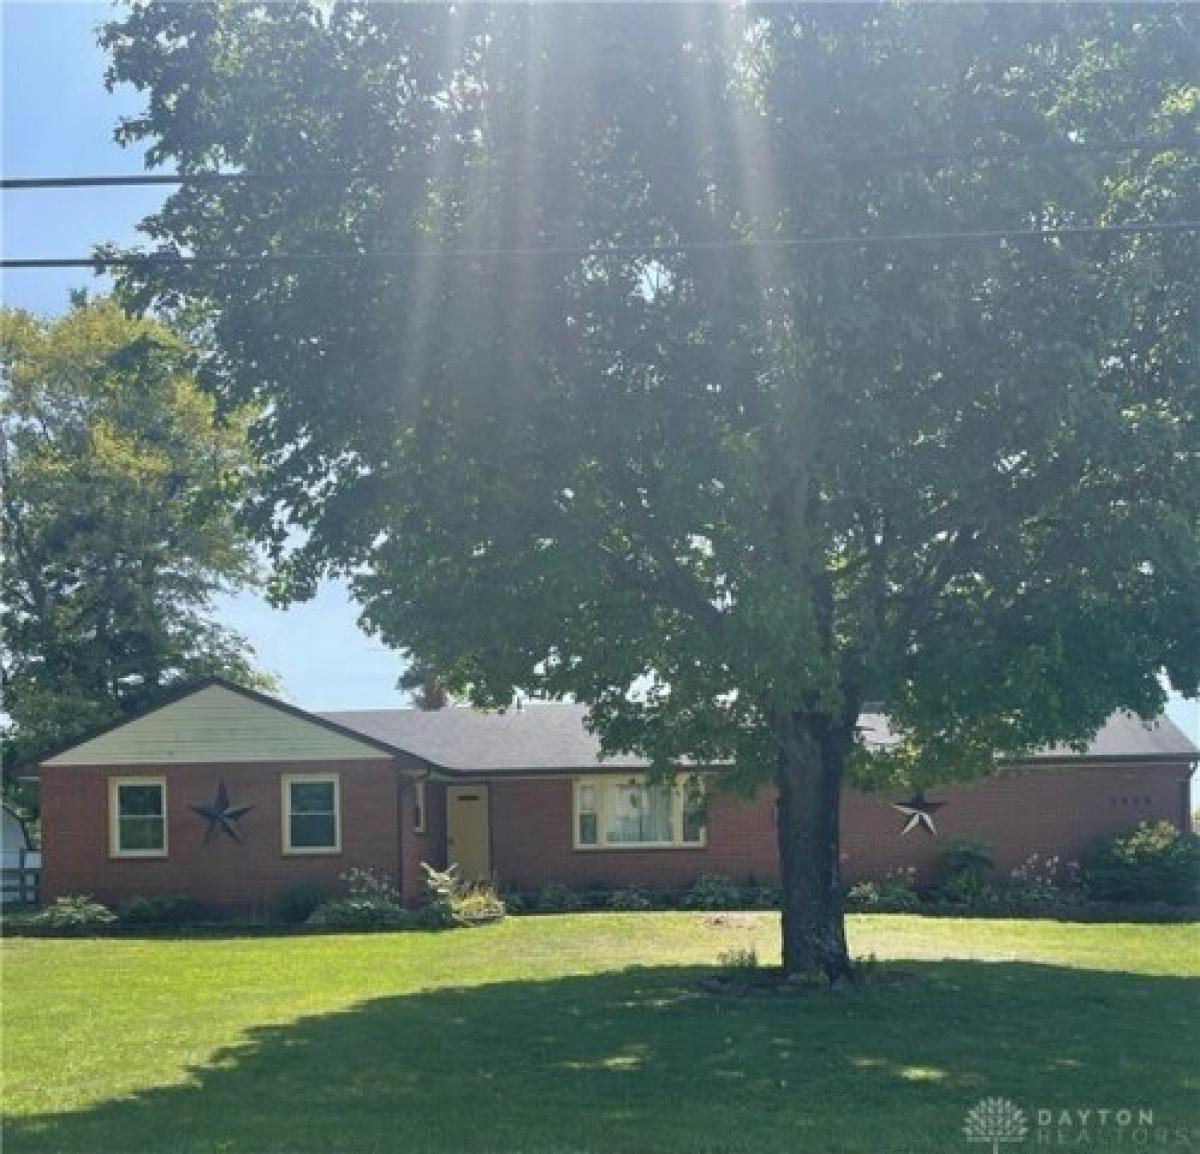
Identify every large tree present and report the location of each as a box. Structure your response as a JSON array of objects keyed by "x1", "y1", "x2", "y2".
[
  {"x1": 1, "y1": 297, "x2": 273, "y2": 790},
  {"x1": 104, "y1": 5, "x2": 1198, "y2": 978},
  {"x1": 398, "y1": 663, "x2": 449, "y2": 711}
]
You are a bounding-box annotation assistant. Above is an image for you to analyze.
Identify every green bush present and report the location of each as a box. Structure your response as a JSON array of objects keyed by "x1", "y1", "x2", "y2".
[
  {"x1": 31, "y1": 895, "x2": 115, "y2": 933},
  {"x1": 1007, "y1": 853, "x2": 1082, "y2": 906},
  {"x1": 269, "y1": 883, "x2": 329, "y2": 926},
  {"x1": 940, "y1": 837, "x2": 994, "y2": 874},
  {"x1": 846, "y1": 876, "x2": 922, "y2": 912},
  {"x1": 938, "y1": 873, "x2": 1000, "y2": 906},
  {"x1": 534, "y1": 883, "x2": 584, "y2": 913},
  {"x1": 682, "y1": 874, "x2": 744, "y2": 910},
  {"x1": 305, "y1": 897, "x2": 409, "y2": 930},
  {"x1": 1086, "y1": 822, "x2": 1200, "y2": 905},
  {"x1": 419, "y1": 863, "x2": 505, "y2": 926},
  {"x1": 938, "y1": 839, "x2": 995, "y2": 905},
  {"x1": 579, "y1": 884, "x2": 615, "y2": 910},
  {"x1": 418, "y1": 863, "x2": 462, "y2": 927},
  {"x1": 341, "y1": 866, "x2": 402, "y2": 904},
  {"x1": 452, "y1": 887, "x2": 506, "y2": 924},
  {"x1": 746, "y1": 885, "x2": 781, "y2": 909},
  {"x1": 608, "y1": 886, "x2": 654, "y2": 911},
  {"x1": 118, "y1": 894, "x2": 206, "y2": 926}
]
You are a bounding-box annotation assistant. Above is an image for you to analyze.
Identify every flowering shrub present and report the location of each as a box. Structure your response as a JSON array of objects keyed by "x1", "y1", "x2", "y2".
[
  {"x1": 306, "y1": 866, "x2": 407, "y2": 929},
  {"x1": 1008, "y1": 853, "x2": 1082, "y2": 905},
  {"x1": 31, "y1": 895, "x2": 116, "y2": 933},
  {"x1": 847, "y1": 867, "x2": 922, "y2": 912},
  {"x1": 306, "y1": 897, "x2": 408, "y2": 929},
  {"x1": 1086, "y1": 822, "x2": 1200, "y2": 905},
  {"x1": 341, "y1": 867, "x2": 402, "y2": 905}
]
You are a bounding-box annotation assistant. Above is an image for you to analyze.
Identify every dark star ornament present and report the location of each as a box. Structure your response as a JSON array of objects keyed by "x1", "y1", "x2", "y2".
[
  {"x1": 190, "y1": 780, "x2": 254, "y2": 844},
  {"x1": 892, "y1": 793, "x2": 946, "y2": 837}
]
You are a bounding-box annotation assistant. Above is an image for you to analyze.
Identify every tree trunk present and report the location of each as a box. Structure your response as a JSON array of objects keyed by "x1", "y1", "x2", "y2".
[{"x1": 774, "y1": 711, "x2": 854, "y2": 983}]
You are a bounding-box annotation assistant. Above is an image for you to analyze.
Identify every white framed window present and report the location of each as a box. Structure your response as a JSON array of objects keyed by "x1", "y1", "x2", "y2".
[
  {"x1": 281, "y1": 774, "x2": 341, "y2": 854},
  {"x1": 573, "y1": 776, "x2": 706, "y2": 849},
  {"x1": 110, "y1": 777, "x2": 168, "y2": 858},
  {"x1": 413, "y1": 779, "x2": 427, "y2": 834}
]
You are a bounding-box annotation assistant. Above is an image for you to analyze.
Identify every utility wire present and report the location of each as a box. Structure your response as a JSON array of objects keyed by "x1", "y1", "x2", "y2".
[
  {"x1": 2, "y1": 221, "x2": 1196, "y2": 271},
  {"x1": 1, "y1": 137, "x2": 1195, "y2": 191}
]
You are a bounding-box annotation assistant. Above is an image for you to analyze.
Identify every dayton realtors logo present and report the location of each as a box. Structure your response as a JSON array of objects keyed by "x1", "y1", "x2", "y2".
[
  {"x1": 963, "y1": 1100, "x2": 1198, "y2": 1149},
  {"x1": 964, "y1": 1098, "x2": 1028, "y2": 1154}
]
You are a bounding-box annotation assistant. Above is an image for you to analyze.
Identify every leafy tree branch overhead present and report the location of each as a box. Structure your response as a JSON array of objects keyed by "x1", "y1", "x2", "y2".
[
  {"x1": 0, "y1": 297, "x2": 275, "y2": 796},
  {"x1": 102, "y1": 3, "x2": 1198, "y2": 978}
]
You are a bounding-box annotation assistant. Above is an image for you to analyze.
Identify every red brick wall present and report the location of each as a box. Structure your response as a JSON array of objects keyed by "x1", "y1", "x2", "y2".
[
  {"x1": 487, "y1": 763, "x2": 1193, "y2": 891},
  {"x1": 40, "y1": 758, "x2": 1193, "y2": 910},
  {"x1": 490, "y1": 779, "x2": 778, "y2": 891},
  {"x1": 40, "y1": 759, "x2": 410, "y2": 915},
  {"x1": 841, "y1": 762, "x2": 1191, "y2": 885},
  {"x1": 399, "y1": 778, "x2": 448, "y2": 903}
]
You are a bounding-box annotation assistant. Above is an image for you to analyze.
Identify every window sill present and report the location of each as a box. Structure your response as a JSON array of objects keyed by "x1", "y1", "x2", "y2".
[
  {"x1": 281, "y1": 847, "x2": 343, "y2": 857},
  {"x1": 109, "y1": 850, "x2": 169, "y2": 860},
  {"x1": 573, "y1": 842, "x2": 706, "y2": 852}
]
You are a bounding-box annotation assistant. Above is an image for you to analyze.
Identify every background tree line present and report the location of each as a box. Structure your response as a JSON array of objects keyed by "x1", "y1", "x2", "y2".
[{"x1": 1, "y1": 297, "x2": 274, "y2": 814}]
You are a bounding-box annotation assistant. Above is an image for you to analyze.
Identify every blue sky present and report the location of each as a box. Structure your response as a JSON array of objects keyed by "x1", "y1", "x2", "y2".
[
  {"x1": 2, "y1": 3, "x2": 1197, "y2": 751},
  {"x1": 2, "y1": 2, "x2": 407, "y2": 707}
]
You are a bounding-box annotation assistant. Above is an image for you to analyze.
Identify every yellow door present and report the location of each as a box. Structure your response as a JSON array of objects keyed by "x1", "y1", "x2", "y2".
[{"x1": 446, "y1": 784, "x2": 491, "y2": 880}]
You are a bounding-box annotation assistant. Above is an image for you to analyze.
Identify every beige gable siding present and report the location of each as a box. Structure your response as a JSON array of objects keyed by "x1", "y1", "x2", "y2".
[{"x1": 44, "y1": 685, "x2": 387, "y2": 766}]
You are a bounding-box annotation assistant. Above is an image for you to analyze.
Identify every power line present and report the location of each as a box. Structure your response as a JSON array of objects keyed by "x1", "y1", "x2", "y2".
[
  {"x1": 2, "y1": 221, "x2": 1196, "y2": 271},
  {"x1": 1, "y1": 137, "x2": 1195, "y2": 192}
]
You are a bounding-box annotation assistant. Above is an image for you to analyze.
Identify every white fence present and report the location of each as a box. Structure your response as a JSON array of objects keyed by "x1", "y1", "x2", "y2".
[{"x1": 1, "y1": 848, "x2": 41, "y2": 905}]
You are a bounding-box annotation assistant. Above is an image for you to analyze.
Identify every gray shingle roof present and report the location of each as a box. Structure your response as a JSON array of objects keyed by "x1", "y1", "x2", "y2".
[
  {"x1": 320, "y1": 703, "x2": 647, "y2": 772},
  {"x1": 1032, "y1": 711, "x2": 1197, "y2": 761},
  {"x1": 856, "y1": 710, "x2": 1197, "y2": 761},
  {"x1": 319, "y1": 703, "x2": 1197, "y2": 773}
]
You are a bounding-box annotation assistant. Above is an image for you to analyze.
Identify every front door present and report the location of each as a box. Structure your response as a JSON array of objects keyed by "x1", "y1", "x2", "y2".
[{"x1": 446, "y1": 784, "x2": 491, "y2": 880}]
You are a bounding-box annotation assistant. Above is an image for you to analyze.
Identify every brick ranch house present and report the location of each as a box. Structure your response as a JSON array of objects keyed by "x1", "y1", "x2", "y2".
[{"x1": 36, "y1": 678, "x2": 1197, "y2": 913}]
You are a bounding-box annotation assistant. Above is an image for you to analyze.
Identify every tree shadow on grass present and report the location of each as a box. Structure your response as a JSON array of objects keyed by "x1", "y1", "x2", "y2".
[{"x1": 7, "y1": 961, "x2": 1198, "y2": 1154}]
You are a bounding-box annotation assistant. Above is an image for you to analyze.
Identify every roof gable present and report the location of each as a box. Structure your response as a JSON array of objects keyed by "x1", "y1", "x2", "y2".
[{"x1": 43, "y1": 681, "x2": 398, "y2": 767}]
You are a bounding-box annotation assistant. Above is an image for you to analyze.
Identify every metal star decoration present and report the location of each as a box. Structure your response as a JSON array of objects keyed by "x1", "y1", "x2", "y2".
[
  {"x1": 892, "y1": 793, "x2": 946, "y2": 836},
  {"x1": 190, "y1": 780, "x2": 254, "y2": 844}
]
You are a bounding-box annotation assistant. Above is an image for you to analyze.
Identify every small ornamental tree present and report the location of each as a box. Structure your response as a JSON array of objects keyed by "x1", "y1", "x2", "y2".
[{"x1": 104, "y1": 5, "x2": 1199, "y2": 979}]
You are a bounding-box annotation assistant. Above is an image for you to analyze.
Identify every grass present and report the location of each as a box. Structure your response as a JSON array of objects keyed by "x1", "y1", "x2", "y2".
[{"x1": 2, "y1": 913, "x2": 1198, "y2": 1153}]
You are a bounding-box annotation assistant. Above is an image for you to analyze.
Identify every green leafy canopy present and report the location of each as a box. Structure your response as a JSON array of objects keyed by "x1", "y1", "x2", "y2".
[
  {"x1": 102, "y1": 4, "x2": 1198, "y2": 791},
  {"x1": 1, "y1": 297, "x2": 275, "y2": 787}
]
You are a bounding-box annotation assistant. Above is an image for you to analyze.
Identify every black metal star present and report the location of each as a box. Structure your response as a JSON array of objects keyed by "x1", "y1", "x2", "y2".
[
  {"x1": 190, "y1": 780, "x2": 254, "y2": 844},
  {"x1": 892, "y1": 793, "x2": 946, "y2": 837}
]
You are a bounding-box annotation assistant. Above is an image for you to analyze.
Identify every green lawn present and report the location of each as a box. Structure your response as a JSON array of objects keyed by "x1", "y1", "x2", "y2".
[{"x1": 3, "y1": 914, "x2": 1198, "y2": 1153}]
